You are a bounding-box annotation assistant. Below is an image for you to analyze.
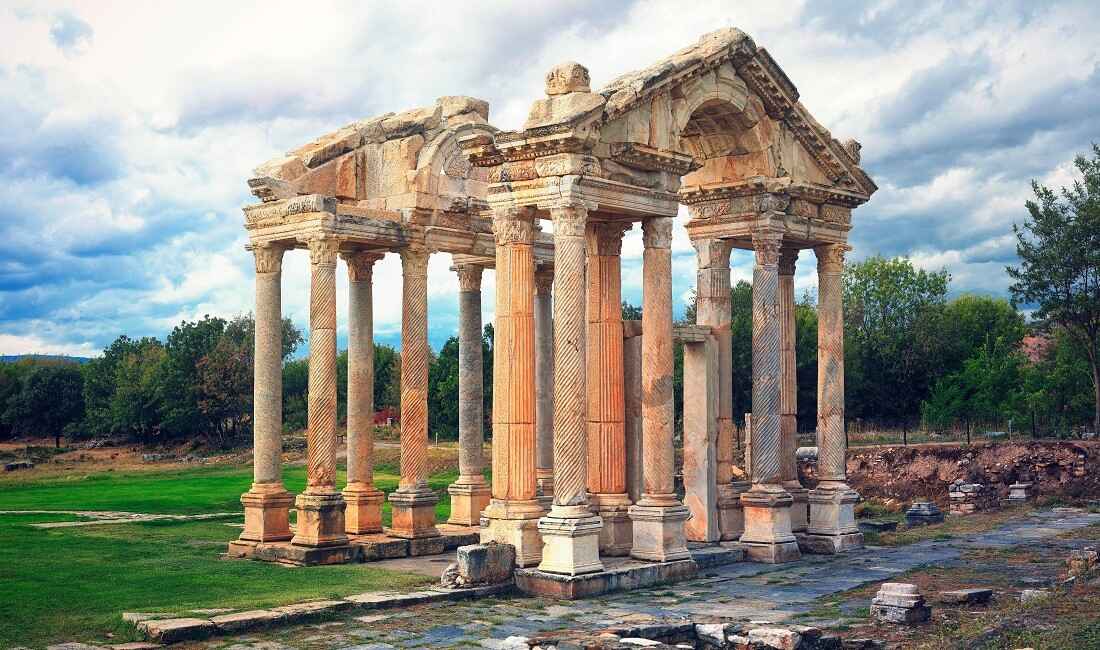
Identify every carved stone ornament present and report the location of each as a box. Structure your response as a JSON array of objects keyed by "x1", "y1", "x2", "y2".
[
  {"x1": 491, "y1": 211, "x2": 535, "y2": 245},
  {"x1": 545, "y1": 61, "x2": 591, "y2": 96},
  {"x1": 642, "y1": 217, "x2": 673, "y2": 249},
  {"x1": 692, "y1": 237, "x2": 733, "y2": 269},
  {"x1": 752, "y1": 233, "x2": 783, "y2": 267},
  {"x1": 815, "y1": 243, "x2": 851, "y2": 273},
  {"x1": 778, "y1": 247, "x2": 799, "y2": 276},
  {"x1": 455, "y1": 264, "x2": 484, "y2": 292},
  {"x1": 307, "y1": 237, "x2": 341, "y2": 267},
  {"x1": 535, "y1": 268, "x2": 555, "y2": 294},
  {"x1": 550, "y1": 205, "x2": 587, "y2": 238},
  {"x1": 342, "y1": 251, "x2": 384, "y2": 282},
  {"x1": 252, "y1": 244, "x2": 285, "y2": 274},
  {"x1": 400, "y1": 244, "x2": 431, "y2": 276},
  {"x1": 586, "y1": 222, "x2": 630, "y2": 256},
  {"x1": 756, "y1": 193, "x2": 791, "y2": 215}
]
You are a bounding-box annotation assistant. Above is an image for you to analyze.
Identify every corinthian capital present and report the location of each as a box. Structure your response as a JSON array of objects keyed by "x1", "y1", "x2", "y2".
[
  {"x1": 491, "y1": 208, "x2": 536, "y2": 245},
  {"x1": 454, "y1": 264, "x2": 484, "y2": 292},
  {"x1": 778, "y1": 247, "x2": 799, "y2": 276},
  {"x1": 585, "y1": 221, "x2": 630, "y2": 256},
  {"x1": 550, "y1": 205, "x2": 587, "y2": 238},
  {"x1": 752, "y1": 232, "x2": 783, "y2": 267},
  {"x1": 342, "y1": 250, "x2": 384, "y2": 282},
  {"x1": 535, "y1": 267, "x2": 555, "y2": 295},
  {"x1": 814, "y1": 243, "x2": 851, "y2": 273},
  {"x1": 691, "y1": 237, "x2": 733, "y2": 269},
  {"x1": 642, "y1": 216, "x2": 673, "y2": 249},
  {"x1": 252, "y1": 243, "x2": 285, "y2": 274},
  {"x1": 400, "y1": 244, "x2": 430, "y2": 277},
  {"x1": 307, "y1": 236, "x2": 340, "y2": 267}
]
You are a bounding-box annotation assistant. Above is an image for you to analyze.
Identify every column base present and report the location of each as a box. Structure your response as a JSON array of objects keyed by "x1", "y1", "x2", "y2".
[
  {"x1": 239, "y1": 484, "x2": 294, "y2": 543},
  {"x1": 447, "y1": 480, "x2": 491, "y2": 526},
  {"x1": 740, "y1": 484, "x2": 800, "y2": 564},
  {"x1": 717, "y1": 481, "x2": 749, "y2": 541},
  {"x1": 799, "y1": 531, "x2": 864, "y2": 555},
  {"x1": 785, "y1": 482, "x2": 810, "y2": 533},
  {"x1": 536, "y1": 471, "x2": 554, "y2": 510},
  {"x1": 537, "y1": 506, "x2": 604, "y2": 576},
  {"x1": 628, "y1": 500, "x2": 691, "y2": 562},
  {"x1": 291, "y1": 492, "x2": 348, "y2": 548},
  {"x1": 590, "y1": 493, "x2": 633, "y2": 556},
  {"x1": 343, "y1": 485, "x2": 384, "y2": 535},
  {"x1": 481, "y1": 498, "x2": 545, "y2": 567},
  {"x1": 388, "y1": 486, "x2": 440, "y2": 539},
  {"x1": 807, "y1": 481, "x2": 861, "y2": 552}
]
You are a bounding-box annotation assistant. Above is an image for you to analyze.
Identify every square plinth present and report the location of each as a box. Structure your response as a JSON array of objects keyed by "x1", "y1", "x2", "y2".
[
  {"x1": 239, "y1": 488, "x2": 294, "y2": 543},
  {"x1": 388, "y1": 488, "x2": 440, "y2": 539},
  {"x1": 447, "y1": 482, "x2": 492, "y2": 527},
  {"x1": 629, "y1": 503, "x2": 691, "y2": 562},
  {"x1": 343, "y1": 488, "x2": 384, "y2": 535},
  {"x1": 291, "y1": 492, "x2": 348, "y2": 548}
]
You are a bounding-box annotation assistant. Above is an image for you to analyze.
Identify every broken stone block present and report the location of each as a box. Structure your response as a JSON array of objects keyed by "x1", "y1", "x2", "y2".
[
  {"x1": 136, "y1": 617, "x2": 215, "y2": 643},
  {"x1": 3, "y1": 460, "x2": 33, "y2": 471},
  {"x1": 209, "y1": 609, "x2": 283, "y2": 633},
  {"x1": 1067, "y1": 548, "x2": 1098, "y2": 576},
  {"x1": 457, "y1": 542, "x2": 516, "y2": 585},
  {"x1": 939, "y1": 588, "x2": 993, "y2": 605},
  {"x1": 870, "y1": 583, "x2": 931, "y2": 624},
  {"x1": 1007, "y1": 482, "x2": 1033, "y2": 502},
  {"x1": 905, "y1": 502, "x2": 944, "y2": 527},
  {"x1": 693, "y1": 622, "x2": 740, "y2": 648},
  {"x1": 1019, "y1": 589, "x2": 1050, "y2": 602},
  {"x1": 746, "y1": 627, "x2": 801, "y2": 650}
]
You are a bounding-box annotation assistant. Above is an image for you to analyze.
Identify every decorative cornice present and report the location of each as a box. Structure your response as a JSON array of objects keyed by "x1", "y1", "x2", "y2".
[
  {"x1": 642, "y1": 216, "x2": 673, "y2": 249},
  {"x1": 608, "y1": 142, "x2": 700, "y2": 175},
  {"x1": 244, "y1": 194, "x2": 336, "y2": 226}
]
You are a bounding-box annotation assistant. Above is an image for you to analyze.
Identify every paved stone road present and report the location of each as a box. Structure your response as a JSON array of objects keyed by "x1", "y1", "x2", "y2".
[{"x1": 185, "y1": 509, "x2": 1100, "y2": 649}]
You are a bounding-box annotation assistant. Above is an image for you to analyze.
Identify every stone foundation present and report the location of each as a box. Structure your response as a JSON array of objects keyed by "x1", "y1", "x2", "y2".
[
  {"x1": 388, "y1": 488, "x2": 440, "y2": 539},
  {"x1": 740, "y1": 485, "x2": 801, "y2": 564},
  {"x1": 291, "y1": 492, "x2": 348, "y2": 547},
  {"x1": 447, "y1": 481, "x2": 491, "y2": 527},
  {"x1": 227, "y1": 525, "x2": 479, "y2": 567},
  {"x1": 516, "y1": 558, "x2": 698, "y2": 600}
]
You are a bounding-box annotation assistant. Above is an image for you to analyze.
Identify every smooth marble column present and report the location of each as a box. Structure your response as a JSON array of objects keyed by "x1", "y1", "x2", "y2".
[
  {"x1": 388, "y1": 244, "x2": 440, "y2": 539},
  {"x1": 448, "y1": 264, "x2": 491, "y2": 526},
  {"x1": 778, "y1": 247, "x2": 809, "y2": 533},
  {"x1": 805, "y1": 242, "x2": 863, "y2": 553},
  {"x1": 481, "y1": 208, "x2": 544, "y2": 567},
  {"x1": 629, "y1": 216, "x2": 690, "y2": 562},
  {"x1": 343, "y1": 251, "x2": 385, "y2": 534},
  {"x1": 292, "y1": 236, "x2": 348, "y2": 547},
  {"x1": 239, "y1": 243, "x2": 293, "y2": 543},
  {"x1": 534, "y1": 267, "x2": 555, "y2": 509}
]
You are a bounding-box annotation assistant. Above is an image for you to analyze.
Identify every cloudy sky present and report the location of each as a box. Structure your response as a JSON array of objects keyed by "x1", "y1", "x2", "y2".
[{"x1": 1, "y1": 1, "x2": 1097, "y2": 356}]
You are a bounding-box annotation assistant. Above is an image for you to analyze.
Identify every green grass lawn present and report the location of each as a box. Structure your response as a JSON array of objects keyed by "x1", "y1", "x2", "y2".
[{"x1": 0, "y1": 464, "x2": 458, "y2": 648}]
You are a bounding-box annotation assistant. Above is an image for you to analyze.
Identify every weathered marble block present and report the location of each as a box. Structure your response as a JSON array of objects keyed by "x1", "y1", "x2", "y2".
[
  {"x1": 905, "y1": 501, "x2": 944, "y2": 527},
  {"x1": 871, "y1": 583, "x2": 930, "y2": 625}
]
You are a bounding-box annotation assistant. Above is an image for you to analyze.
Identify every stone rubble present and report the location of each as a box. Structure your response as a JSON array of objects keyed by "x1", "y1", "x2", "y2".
[
  {"x1": 948, "y1": 479, "x2": 984, "y2": 515},
  {"x1": 870, "y1": 583, "x2": 931, "y2": 625},
  {"x1": 1067, "y1": 548, "x2": 1098, "y2": 577},
  {"x1": 904, "y1": 502, "x2": 944, "y2": 527},
  {"x1": 938, "y1": 588, "x2": 993, "y2": 605}
]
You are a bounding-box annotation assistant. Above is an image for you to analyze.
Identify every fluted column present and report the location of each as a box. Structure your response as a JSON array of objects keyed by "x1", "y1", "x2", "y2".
[
  {"x1": 480, "y1": 208, "x2": 543, "y2": 567},
  {"x1": 692, "y1": 236, "x2": 746, "y2": 540},
  {"x1": 343, "y1": 250, "x2": 385, "y2": 534},
  {"x1": 805, "y1": 242, "x2": 862, "y2": 553},
  {"x1": 778, "y1": 247, "x2": 808, "y2": 533},
  {"x1": 534, "y1": 267, "x2": 555, "y2": 508},
  {"x1": 239, "y1": 243, "x2": 293, "y2": 543},
  {"x1": 538, "y1": 203, "x2": 603, "y2": 576},
  {"x1": 585, "y1": 221, "x2": 632, "y2": 556},
  {"x1": 292, "y1": 236, "x2": 348, "y2": 548},
  {"x1": 448, "y1": 263, "x2": 491, "y2": 525},
  {"x1": 629, "y1": 216, "x2": 690, "y2": 562},
  {"x1": 388, "y1": 244, "x2": 440, "y2": 539},
  {"x1": 739, "y1": 227, "x2": 799, "y2": 563}
]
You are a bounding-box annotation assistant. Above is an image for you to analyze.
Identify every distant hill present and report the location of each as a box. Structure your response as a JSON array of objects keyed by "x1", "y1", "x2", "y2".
[{"x1": 0, "y1": 354, "x2": 92, "y2": 365}]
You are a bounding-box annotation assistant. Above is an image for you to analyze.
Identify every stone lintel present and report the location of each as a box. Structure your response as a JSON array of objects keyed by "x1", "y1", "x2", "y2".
[{"x1": 486, "y1": 174, "x2": 679, "y2": 219}]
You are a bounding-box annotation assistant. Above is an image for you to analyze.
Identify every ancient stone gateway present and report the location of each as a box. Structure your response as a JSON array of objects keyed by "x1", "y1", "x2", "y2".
[{"x1": 230, "y1": 28, "x2": 875, "y2": 591}]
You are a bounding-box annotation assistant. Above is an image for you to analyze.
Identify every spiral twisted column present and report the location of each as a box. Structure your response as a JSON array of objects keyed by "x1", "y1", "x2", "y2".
[
  {"x1": 448, "y1": 263, "x2": 491, "y2": 526},
  {"x1": 388, "y1": 243, "x2": 439, "y2": 539},
  {"x1": 778, "y1": 247, "x2": 808, "y2": 532},
  {"x1": 480, "y1": 208, "x2": 543, "y2": 566},
  {"x1": 343, "y1": 250, "x2": 385, "y2": 534},
  {"x1": 292, "y1": 236, "x2": 348, "y2": 548},
  {"x1": 534, "y1": 267, "x2": 555, "y2": 507},
  {"x1": 805, "y1": 242, "x2": 861, "y2": 553},
  {"x1": 628, "y1": 216, "x2": 690, "y2": 562},
  {"x1": 238, "y1": 243, "x2": 293, "y2": 543}
]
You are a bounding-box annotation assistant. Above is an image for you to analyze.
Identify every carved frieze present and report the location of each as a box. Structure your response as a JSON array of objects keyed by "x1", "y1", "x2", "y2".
[{"x1": 244, "y1": 194, "x2": 336, "y2": 225}]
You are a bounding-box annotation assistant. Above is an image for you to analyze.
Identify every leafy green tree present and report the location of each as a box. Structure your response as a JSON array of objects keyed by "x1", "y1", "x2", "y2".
[
  {"x1": 1008, "y1": 144, "x2": 1100, "y2": 433},
  {"x1": 941, "y1": 294, "x2": 1026, "y2": 373},
  {"x1": 195, "y1": 337, "x2": 252, "y2": 445},
  {"x1": 428, "y1": 337, "x2": 460, "y2": 440},
  {"x1": 83, "y1": 336, "x2": 163, "y2": 438},
  {"x1": 282, "y1": 358, "x2": 309, "y2": 432},
  {"x1": 621, "y1": 302, "x2": 642, "y2": 320},
  {"x1": 0, "y1": 363, "x2": 31, "y2": 440},
  {"x1": 794, "y1": 295, "x2": 819, "y2": 433},
  {"x1": 110, "y1": 341, "x2": 168, "y2": 441},
  {"x1": 2, "y1": 364, "x2": 84, "y2": 447}
]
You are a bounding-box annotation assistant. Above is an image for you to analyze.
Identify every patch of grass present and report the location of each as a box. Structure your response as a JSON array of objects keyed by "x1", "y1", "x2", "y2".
[{"x1": 869, "y1": 506, "x2": 1027, "y2": 547}]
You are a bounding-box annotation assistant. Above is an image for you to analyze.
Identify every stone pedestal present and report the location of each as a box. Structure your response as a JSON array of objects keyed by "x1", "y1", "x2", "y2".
[
  {"x1": 787, "y1": 485, "x2": 810, "y2": 533},
  {"x1": 803, "y1": 482, "x2": 862, "y2": 554},
  {"x1": 871, "y1": 583, "x2": 931, "y2": 625},
  {"x1": 590, "y1": 493, "x2": 633, "y2": 556},
  {"x1": 481, "y1": 500, "x2": 545, "y2": 568},
  {"x1": 628, "y1": 502, "x2": 691, "y2": 562},
  {"x1": 448, "y1": 481, "x2": 491, "y2": 526},
  {"x1": 717, "y1": 480, "x2": 749, "y2": 541},
  {"x1": 740, "y1": 485, "x2": 800, "y2": 563},
  {"x1": 291, "y1": 492, "x2": 348, "y2": 547},
  {"x1": 240, "y1": 486, "x2": 294, "y2": 542},
  {"x1": 905, "y1": 501, "x2": 944, "y2": 527},
  {"x1": 389, "y1": 488, "x2": 440, "y2": 539},
  {"x1": 343, "y1": 485, "x2": 385, "y2": 535},
  {"x1": 538, "y1": 506, "x2": 604, "y2": 576},
  {"x1": 1006, "y1": 482, "x2": 1033, "y2": 504}
]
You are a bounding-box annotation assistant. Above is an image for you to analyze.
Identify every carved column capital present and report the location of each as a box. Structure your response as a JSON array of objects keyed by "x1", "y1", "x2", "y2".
[
  {"x1": 491, "y1": 209, "x2": 536, "y2": 245},
  {"x1": 778, "y1": 247, "x2": 799, "y2": 276},
  {"x1": 814, "y1": 243, "x2": 851, "y2": 274},
  {"x1": 535, "y1": 267, "x2": 555, "y2": 295},
  {"x1": 342, "y1": 251, "x2": 384, "y2": 281},
  {"x1": 400, "y1": 244, "x2": 430, "y2": 277},
  {"x1": 691, "y1": 237, "x2": 733, "y2": 269},
  {"x1": 252, "y1": 243, "x2": 286, "y2": 274},
  {"x1": 642, "y1": 216, "x2": 673, "y2": 249},
  {"x1": 585, "y1": 221, "x2": 630, "y2": 256},
  {"x1": 550, "y1": 204, "x2": 587, "y2": 238},
  {"x1": 307, "y1": 236, "x2": 340, "y2": 267},
  {"x1": 751, "y1": 232, "x2": 783, "y2": 267},
  {"x1": 455, "y1": 264, "x2": 484, "y2": 292}
]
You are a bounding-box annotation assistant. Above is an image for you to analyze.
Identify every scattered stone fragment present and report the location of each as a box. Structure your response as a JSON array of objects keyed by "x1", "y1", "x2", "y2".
[
  {"x1": 746, "y1": 627, "x2": 802, "y2": 650},
  {"x1": 3, "y1": 460, "x2": 33, "y2": 471},
  {"x1": 1019, "y1": 589, "x2": 1050, "y2": 603},
  {"x1": 136, "y1": 617, "x2": 216, "y2": 644},
  {"x1": 870, "y1": 583, "x2": 931, "y2": 624},
  {"x1": 948, "y1": 480, "x2": 984, "y2": 515},
  {"x1": 1067, "y1": 548, "x2": 1098, "y2": 576},
  {"x1": 939, "y1": 588, "x2": 993, "y2": 605},
  {"x1": 455, "y1": 542, "x2": 517, "y2": 586},
  {"x1": 1006, "y1": 482, "x2": 1033, "y2": 503},
  {"x1": 905, "y1": 501, "x2": 944, "y2": 527}
]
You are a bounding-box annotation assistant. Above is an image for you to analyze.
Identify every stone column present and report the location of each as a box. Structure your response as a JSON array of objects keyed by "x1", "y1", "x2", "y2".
[
  {"x1": 629, "y1": 216, "x2": 690, "y2": 562},
  {"x1": 534, "y1": 267, "x2": 555, "y2": 509},
  {"x1": 623, "y1": 321, "x2": 644, "y2": 505},
  {"x1": 739, "y1": 229, "x2": 800, "y2": 563},
  {"x1": 239, "y1": 243, "x2": 293, "y2": 543},
  {"x1": 343, "y1": 251, "x2": 385, "y2": 535},
  {"x1": 692, "y1": 237, "x2": 747, "y2": 540},
  {"x1": 538, "y1": 203, "x2": 604, "y2": 576},
  {"x1": 585, "y1": 221, "x2": 632, "y2": 556},
  {"x1": 481, "y1": 208, "x2": 543, "y2": 567},
  {"x1": 388, "y1": 244, "x2": 440, "y2": 540},
  {"x1": 682, "y1": 335, "x2": 719, "y2": 542},
  {"x1": 292, "y1": 236, "x2": 348, "y2": 548},
  {"x1": 805, "y1": 243, "x2": 863, "y2": 554},
  {"x1": 447, "y1": 264, "x2": 492, "y2": 526},
  {"x1": 778, "y1": 247, "x2": 809, "y2": 533}
]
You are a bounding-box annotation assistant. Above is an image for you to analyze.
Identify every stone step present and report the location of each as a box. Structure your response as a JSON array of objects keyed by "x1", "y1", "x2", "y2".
[{"x1": 690, "y1": 544, "x2": 746, "y2": 569}]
